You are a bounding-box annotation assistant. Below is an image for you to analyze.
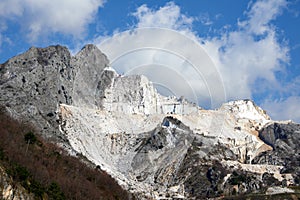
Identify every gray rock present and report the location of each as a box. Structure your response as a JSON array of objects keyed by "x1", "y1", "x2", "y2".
[
  {"x1": 0, "y1": 44, "x2": 110, "y2": 141},
  {"x1": 254, "y1": 122, "x2": 300, "y2": 184},
  {"x1": 71, "y1": 44, "x2": 109, "y2": 108},
  {"x1": 2, "y1": 44, "x2": 300, "y2": 199}
]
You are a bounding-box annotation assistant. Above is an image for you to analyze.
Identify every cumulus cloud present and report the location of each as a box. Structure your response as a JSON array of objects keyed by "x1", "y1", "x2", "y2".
[
  {"x1": 132, "y1": 2, "x2": 194, "y2": 30},
  {"x1": 99, "y1": 0, "x2": 289, "y2": 110},
  {"x1": 0, "y1": 0, "x2": 105, "y2": 41},
  {"x1": 204, "y1": 0, "x2": 289, "y2": 100},
  {"x1": 98, "y1": 2, "x2": 225, "y2": 108},
  {"x1": 97, "y1": 0, "x2": 296, "y2": 121},
  {"x1": 203, "y1": 0, "x2": 298, "y2": 122}
]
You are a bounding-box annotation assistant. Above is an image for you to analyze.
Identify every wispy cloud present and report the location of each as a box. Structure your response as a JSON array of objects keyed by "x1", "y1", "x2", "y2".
[
  {"x1": 204, "y1": 0, "x2": 298, "y2": 121},
  {"x1": 261, "y1": 96, "x2": 300, "y2": 122},
  {"x1": 197, "y1": 13, "x2": 213, "y2": 26},
  {"x1": 243, "y1": 0, "x2": 288, "y2": 34}
]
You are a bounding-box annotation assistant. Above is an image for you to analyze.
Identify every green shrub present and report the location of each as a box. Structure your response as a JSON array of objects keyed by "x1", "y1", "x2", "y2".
[
  {"x1": 47, "y1": 182, "x2": 66, "y2": 200},
  {"x1": 24, "y1": 132, "x2": 37, "y2": 144},
  {"x1": 14, "y1": 164, "x2": 30, "y2": 181},
  {"x1": 29, "y1": 180, "x2": 45, "y2": 198},
  {"x1": 0, "y1": 111, "x2": 129, "y2": 200}
]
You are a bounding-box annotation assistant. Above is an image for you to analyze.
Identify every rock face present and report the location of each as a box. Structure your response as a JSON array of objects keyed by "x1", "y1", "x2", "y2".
[
  {"x1": 71, "y1": 44, "x2": 109, "y2": 109},
  {"x1": 0, "y1": 44, "x2": 109, "y2": 141},
  {"x1": 1, "y1": 45, "x2": 300, "y2": 199},
  {"x1": 254, "y1": 122, "x2": 300, "y2": 185},
  {"x1": 58, "y1": 98, "x2": 278, "y2": 198},
  {"x1": 0, "y1": 165, "x2": 33, "y2": 200}
]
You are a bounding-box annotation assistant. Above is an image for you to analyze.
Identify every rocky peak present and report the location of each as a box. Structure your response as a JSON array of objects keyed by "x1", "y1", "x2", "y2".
[
  {"x1": 79, "y1": 43, "x2": 100, "y2": 53},
  {"x1": 0, "y1": 45, "x2": 71, "y2": 84},
  {"x1": 2, "y1": 45, "x2": 300, "y2": 199},
  {"x1": 71, "y1": 44, "x2": 110, "y2": 109},
  {"x1": 0, "y1": 44, "x2": 109, "y2": 139},
  {"x1": 72, "y1": 44, "x2": 109, "y2": 69},
  {"x1": 220, "y1": 99, "x2": 270, "y2": 122},
  {"x1": 29, "y1": 45, "x2": 70, "y2": 64}
]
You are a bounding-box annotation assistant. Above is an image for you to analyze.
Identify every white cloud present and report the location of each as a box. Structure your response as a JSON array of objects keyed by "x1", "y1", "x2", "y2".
[
  {"x1": 0, "y1": 0, "x2": 105, "y2": 41},
  {"x1": 0, "y1": 0, "x2": 24, "y2": 17},
  {"x1": 96, "y1": 1, "x2": 297, "y2": 121},
  {"x1": 204, "y1": 0, "x2": 289, "y2": 100},
  {"x1": 198, "y1": 13, "x2": 213, "y2": 26},
  {"x1": 244, "y1": 0, "x2": 288, "y2": 34},
  {"x1": 132, "y1": 2, "x2": 194, "y2": 30},
  {"x1": 98, "y1": 28, "x2": 225, "y2": 108},
  {"x1": 98, "y1": 3, "x2": 226, "y2": 108},
  {"x1": 203, "y1": 0, "x2": 296, "y2": 122},
  {"x1": 261, "y1": 96, "x2": 300, "y2": 123}
]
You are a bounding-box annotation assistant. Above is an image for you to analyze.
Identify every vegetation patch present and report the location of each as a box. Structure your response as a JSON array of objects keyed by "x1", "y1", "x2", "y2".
[{"x1": 0, "y1": 106, "x2": 130, "y2": 200}]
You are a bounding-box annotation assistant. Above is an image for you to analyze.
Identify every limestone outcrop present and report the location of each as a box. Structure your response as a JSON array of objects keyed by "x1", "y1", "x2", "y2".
[
  {"x1": 1, "y1": 45, "x2": 300, "y2": 199},
  {"x1": 0, "y1": 44, "x2": 109, "y2": 141}
]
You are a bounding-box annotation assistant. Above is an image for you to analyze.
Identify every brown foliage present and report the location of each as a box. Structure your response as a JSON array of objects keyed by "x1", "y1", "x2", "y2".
[{"x1": 0, "y1": 106, "x2": 130, "y2": 200}]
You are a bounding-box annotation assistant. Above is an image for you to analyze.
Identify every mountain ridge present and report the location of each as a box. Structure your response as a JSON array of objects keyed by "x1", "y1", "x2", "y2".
[{"x1": 1, "y1": 44, "x2": 300, "y2": 199}]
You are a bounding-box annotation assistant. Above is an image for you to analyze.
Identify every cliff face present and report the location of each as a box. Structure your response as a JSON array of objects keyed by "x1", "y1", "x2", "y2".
[
  {"x1": 58, "y1": 98, "x2": 277, "y2": 198},
  {"x1": 0, "y1": 44, "x2": 109, "y2": 141},
  {"x1": 254, "y1": 122, "x2": 300, "y2": 179},
  {"x1": 1, "y1": 45, "x2": 300, "y2": 199}
]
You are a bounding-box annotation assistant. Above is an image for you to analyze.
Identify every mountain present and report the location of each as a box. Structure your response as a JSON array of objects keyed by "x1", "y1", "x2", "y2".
[
  {"x1": 1, "y1": 44, "x2": 300, "y2": 199},
  {"x1": 0, "y1": 106, "x2": 130, "y2": 200},
  {"x1": 0, "y1": 44, "x2": 108, "y2": 142}
]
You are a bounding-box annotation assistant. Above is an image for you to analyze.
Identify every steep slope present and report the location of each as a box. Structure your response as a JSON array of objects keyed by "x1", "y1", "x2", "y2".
[
  {"x1": 0, "y1": 44, "x2": 109, "y2": 141},
  {"x1": 59, "y1": 98, "x2": 281, "y2": 198},
  {"x1": 254, "y1": 122, "x2": 300, "y2": 184},
  {"x1": 0, "y1": 164, "x2": 33, "y2": 200},
  {"x1": 0, "y1": 107, "x2": 130, "y2": 200},
  {"x1": 1, "y1": 45, "x2": 300, "y2": 199}
]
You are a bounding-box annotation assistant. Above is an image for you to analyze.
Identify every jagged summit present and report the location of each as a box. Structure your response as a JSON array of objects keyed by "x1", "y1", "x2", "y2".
[
  {"x1": 1, "y1": 45, "x2": 300, "y2": 199},
  {"x1": 0, "y1": 45, "x2": 71, "y2": 83},
  {"x1": 73, "y1": 44, "x2": 109, "y2": 68},
  {"x1": 220, "y1": 99, "x2": 271, "y2": 122},
  {"x1": 80, "y1": 43, "x2": 101, "y2": 52},
  {"x1": 0, "y1": 44, "x2": 109, "y2": 138}
]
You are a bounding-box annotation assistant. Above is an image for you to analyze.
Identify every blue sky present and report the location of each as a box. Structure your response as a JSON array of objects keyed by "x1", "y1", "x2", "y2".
[{"x1": 0, "y1": 0, "x2": 300, "y2": 122}]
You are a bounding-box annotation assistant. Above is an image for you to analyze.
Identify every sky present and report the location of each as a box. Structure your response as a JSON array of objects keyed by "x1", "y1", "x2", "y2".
[{"x1": 0, "y1": 0, "x2": 300, "y2": 122}]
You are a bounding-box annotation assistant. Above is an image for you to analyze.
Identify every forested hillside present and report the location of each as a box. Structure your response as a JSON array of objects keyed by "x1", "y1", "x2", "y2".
[{"x1": 0, "y1": 106, "x2": 130, "y2": 200}]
